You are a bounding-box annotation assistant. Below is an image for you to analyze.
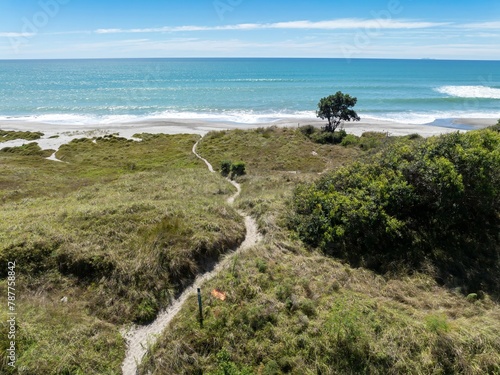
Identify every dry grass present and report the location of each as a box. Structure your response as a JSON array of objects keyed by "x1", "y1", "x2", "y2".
[
  {"x1": 198, "y1": 126, "x2": 360, "y2": 175},
  {"x1": 0, "y1": 133, "x2": 245, "y2": 374},
  {"x1": 1, "y1": 127, "x2": 498, "y2": 374},
  {"x1": 141, "y1": 245, "x2": 500, "y2": 375},
  {"x1": 141, "y1": 127, "x2": 500, "y2": 375}
]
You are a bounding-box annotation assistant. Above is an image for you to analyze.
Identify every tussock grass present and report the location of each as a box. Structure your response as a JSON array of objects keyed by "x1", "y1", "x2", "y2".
[
  {"x1": 1, "y1": 126, "x2": 498, "y2": 373},
  {"x1": 0, "y1": 130, "x2": 44, "y2": 142},
  {"x1": 0, "y1": 283, "x2": 124, "y2": 374},
  {"x1": 198, "y1": 126, "x2": 360, "y2": 175},
  {"x1": 0, "y1": 142, "x2": 52, "y2": 157},
  {"x1": 141, "y1": 244, "x2": 500, "y2": 374},
  {"x1": 0, "y1": 133, "x2": 245, "y2": 373},
  {"x1": 141, "y1": 127, "x2": 499, "y2": 375}
]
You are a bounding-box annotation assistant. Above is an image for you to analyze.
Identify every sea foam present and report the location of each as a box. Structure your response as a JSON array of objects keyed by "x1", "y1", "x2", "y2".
[
  {"x1": 435, "y1": 86, "x2": 500, "y2": 99},
  {"x1": 0, "y1": 111, "x2": 317, "y2": 126}
]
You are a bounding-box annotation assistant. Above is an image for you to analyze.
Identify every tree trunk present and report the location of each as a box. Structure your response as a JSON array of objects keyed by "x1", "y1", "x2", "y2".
[{"x1": 327, "y1": 117, "x2": 333, "y2": 132}]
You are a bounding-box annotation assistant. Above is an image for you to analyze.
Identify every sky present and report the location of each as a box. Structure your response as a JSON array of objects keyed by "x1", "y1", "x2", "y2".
[{"x1": 0, "y1": 0, "x2": 499, "y2": 59}]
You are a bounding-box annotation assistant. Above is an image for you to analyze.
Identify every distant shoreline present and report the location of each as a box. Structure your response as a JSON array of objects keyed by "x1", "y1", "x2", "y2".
[{"x1": 0, "y1": 116, "x2": 497, "y2": 151}]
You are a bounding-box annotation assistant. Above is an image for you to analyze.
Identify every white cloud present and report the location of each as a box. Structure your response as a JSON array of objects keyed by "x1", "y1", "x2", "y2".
[
  {"x1": 461, "y1": 21, "x2": 500, "y2": 29},
  {"x1": 46, "y1": 30, "x2": 92, "y2": 36},
  {"x1": 94, "y1": 18, "x2": 449, "y2": 34},
  {"x1": 264, "y1": 19, "x2": 448, "y2": 30},
  {"x1": 0, "y1": 32, "x2": 36, "y2": 38}
]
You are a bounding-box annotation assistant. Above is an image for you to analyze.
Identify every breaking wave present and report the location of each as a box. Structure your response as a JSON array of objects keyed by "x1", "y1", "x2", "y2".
[{"x1": 435, "y1": 86, "x2": 500, "y2": 99}]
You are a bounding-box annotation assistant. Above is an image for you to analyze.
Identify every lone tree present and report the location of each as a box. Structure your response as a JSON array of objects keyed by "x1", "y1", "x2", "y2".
[{"x1": 317, "y1": 91, "x2": 360, "y2": 132}]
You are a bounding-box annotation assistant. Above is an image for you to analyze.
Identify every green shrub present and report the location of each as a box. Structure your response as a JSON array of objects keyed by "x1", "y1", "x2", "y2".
[
  {"x1": 220, "y1": 160, "x2": 232, "y2": 177},
  {"x1": 311, "y1": 128, "x2": 347, "y2": 144},
  {"x1": 230, "y1": 162, "x2": 246, "y2": 178},
  {"x1": 291, "y1": 130, "x2": 500, "y2": 295},
  {"x1": 466, "y1": 293, "x2": 478, "y2": 302},
  {"x1": 488, "y1": 119, "x2": 500, "y2": 132},
  {"x1": 341, "y1": 134, "x2": 359, "y2": 147},
  {"x1": 210, "y1": 349, "x2": 253, "y2": 375},
  {"x1": 256, "y1": 258, "x2": 267, "y2": 273},
  {"x1": 358, "y1": 132, "x2": 386, "y2": 150},
  {"x1": 407, "y1": 133, "x2": 423, "y2": 140},
  {"x1": 298, "y1": 125, "x2": 316, "y2": 137},
  {"x1": 298, "y1": 125, "x2": 348, "y2": 145},
  {"x1": 262, "y1": 360, "x2": 281, "y2": 375}
]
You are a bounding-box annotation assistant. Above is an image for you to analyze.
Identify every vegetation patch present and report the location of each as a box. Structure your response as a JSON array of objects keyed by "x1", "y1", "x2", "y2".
[
  {"x1": 0, "y1": 142, "x2": 52, "y2": 157},
  {"x1": 0, "y1": 129, "x2": 44, "y2": 142},
  {"x1": 198, "y1": 126, "x2": 360, "y2": 175},
  {"x1": 1, "y1": 126, "x2": 499, "y2": 374},
  {"x1": 291, "y1": 129, "x2": 500, "y2": 296},
  {"x1": 142, "y1": 126, "x2": 499, "y2": 375},
  {"x1": 0, "y1": 133, "x2": 245, "y2": 373},
  {"x1": 141, "y1": 245, "x2": 500, "y2": 375}
]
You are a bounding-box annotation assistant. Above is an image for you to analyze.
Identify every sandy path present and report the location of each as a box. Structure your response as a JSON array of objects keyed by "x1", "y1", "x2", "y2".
[
  {"x1": 121, "y1": 137, "x2": 261, "y2": 375},
  {"x1": 46, "y1": 151, "x2": 66, "y2": 163}
]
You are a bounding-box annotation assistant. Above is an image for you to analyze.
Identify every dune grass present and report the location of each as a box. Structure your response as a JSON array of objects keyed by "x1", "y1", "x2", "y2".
[
  {"x1": 1, "y1": 127, "x2": 498, "y2": 374},
  {"x1": 141, "y1": 244, "x2": 500, "y2": 374},
  {"x1": 0, "y1": 130, "x2": 44, "y2": 143},
  {"x1": 197, "y1": 126, "x2": 361, "y2": 175},
  {"x1": 0, "y1": 133, "x2": 245, "y2": 374},
  {"x1": 141, "y1": 127, "x2": 500, "y2": 375}
]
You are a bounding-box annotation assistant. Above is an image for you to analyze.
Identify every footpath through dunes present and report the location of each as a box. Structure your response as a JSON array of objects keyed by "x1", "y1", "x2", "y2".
[{"x1": 121, "y1": 136, "x2": 262, "y2": 375}]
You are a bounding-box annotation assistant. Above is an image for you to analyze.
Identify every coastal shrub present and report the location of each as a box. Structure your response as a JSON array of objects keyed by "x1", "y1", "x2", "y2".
[
  {"x1": 255, "y1": 126, "x2": 277, "y2": 138},
  {"x1": 255, "y1": 258, "x2": 267, "y2": 273},
  {"x1": 298, "y1": 124, "x2": 316, "y2": 136},
  {"x1": 488, "y1": 119, "x2": 500, "y2": 132},
  {"x1": 262, "y1": 360, "x2": 280, "y2": 375},
  {"x1": 291, "y1": 129, "x2": 500, "y2": 295},
  {"x1": 298, "y1": 125, "x2": 348, "y2": 144},
  {"x1": 340, "y1": 133, "x2": 359, "y2": 147},
  {"x1": 219, "y1": 160, "x2": 246, "y2": 178},
  {"x1": 210, "y1": 349, "x2": 253, "y2": 375},
  {"x1": 358, "y1": 132, "x2": 387, "y2": 150},
  {"x1": 311, "y1": 128, "x2": 347, "y2": 144},
  {"x1": 220, "y1": 160, "x2": 232, "y2": 177},
  {"x1": 407, "y1": 133, "x2": 423, "y2": 140},
  {"x1": 425, "y1": 314, "x2": 450, "y2": 334},
  {"x1": 230, "y1": 162, "x2": 246, "y2": 178}
]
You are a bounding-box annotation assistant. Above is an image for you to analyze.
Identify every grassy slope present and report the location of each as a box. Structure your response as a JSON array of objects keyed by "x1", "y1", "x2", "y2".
[
  {"x1": 0, "y1": 127, "x2": 498, "y2": 374},
  {"x1": 142, "y1": 127, "x2": 500, "y2": 375},
  {"x1": 0, "y1": 134, "x2": 245, "y2": 374},
  {"x1": 198, "y1": 126, "x2": 360, "y2": 175}
]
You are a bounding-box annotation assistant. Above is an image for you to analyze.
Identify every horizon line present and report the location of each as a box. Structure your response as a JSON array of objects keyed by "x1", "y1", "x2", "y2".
[{"x1": 1, "y1": 57, "x2": 500, "y2": 62}]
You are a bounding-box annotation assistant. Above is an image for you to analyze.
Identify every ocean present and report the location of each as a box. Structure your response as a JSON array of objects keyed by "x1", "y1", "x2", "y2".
[{"x1": 0, "y1": 58, "x2": 499, "y2": 126}]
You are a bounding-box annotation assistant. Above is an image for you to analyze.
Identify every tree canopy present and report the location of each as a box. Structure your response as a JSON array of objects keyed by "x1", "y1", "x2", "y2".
[{"x1": 317, "y1": 91, "x2": 360, "y2": 132}]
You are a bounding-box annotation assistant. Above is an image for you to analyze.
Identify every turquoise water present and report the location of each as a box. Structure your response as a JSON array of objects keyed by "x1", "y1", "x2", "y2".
[{"x1": 0, "y1": 58, "x2": 499, "y2": 125}]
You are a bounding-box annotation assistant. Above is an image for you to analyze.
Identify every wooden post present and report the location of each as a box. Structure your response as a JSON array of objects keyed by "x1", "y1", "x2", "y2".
[{"x1": 197, "y1": 288, "x2": 203, "y2": 328}]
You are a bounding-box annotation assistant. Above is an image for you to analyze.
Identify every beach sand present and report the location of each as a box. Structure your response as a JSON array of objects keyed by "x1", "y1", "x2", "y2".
[{"x1": 0, "y1": 117, "x2": 497, "y2": 151}]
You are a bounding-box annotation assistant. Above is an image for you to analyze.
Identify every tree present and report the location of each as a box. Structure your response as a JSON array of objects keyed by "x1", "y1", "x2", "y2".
[{"x1": 317, "y1": 91, "x2": 360, "y2": 132}]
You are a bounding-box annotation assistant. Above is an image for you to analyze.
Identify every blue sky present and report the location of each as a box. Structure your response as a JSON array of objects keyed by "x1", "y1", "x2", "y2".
[{"x1": 0, "y1": 0, "x2": 499, "y2": 59}]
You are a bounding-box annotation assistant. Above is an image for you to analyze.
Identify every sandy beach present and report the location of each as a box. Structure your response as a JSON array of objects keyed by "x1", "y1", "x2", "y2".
[{"x1": 0, "y1": 117, "x2": 497, "y2": 151}]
